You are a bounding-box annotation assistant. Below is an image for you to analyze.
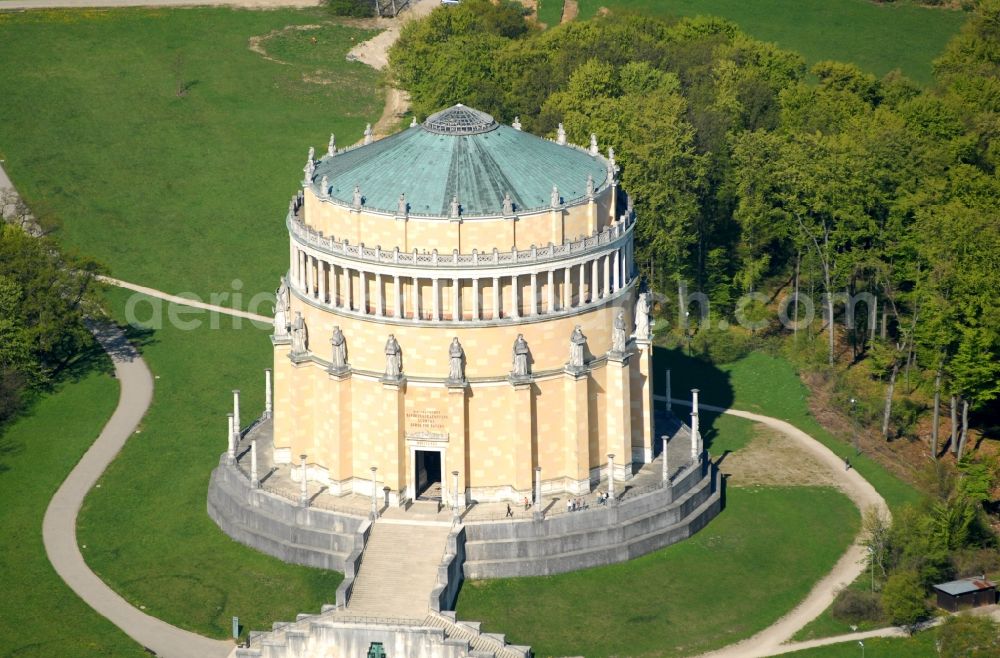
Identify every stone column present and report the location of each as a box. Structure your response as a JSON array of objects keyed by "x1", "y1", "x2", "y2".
[
  {"x1": 547, "y1": 270, "x2": 555, "y2": 314},
  {"x1": 345, "y1": 267, "x2": 353, "y2": 311},
  {"x1": 318, "y1": 260, "x2": 327, "y2": 303},
  {"x1": 691, "y1": 388, "x2": 700, "y2": 461},
  {"x1": 530, "y1": 272, "x2": 538, "y2": 316},
  {"x1": 289, "y1": 243, "x2": 297, "y2": 286},
  {"x1": 299, "y1": 454, "x2": 309, "y2": 507},
  {"x1": 492, "y1": 276, "x2": 500, "y2": 319},
  {"x1": 564, "y1": 366, "x2": 590, "y2": 493},
  {"x1": 452, "y1": 470, "x2": 461, "y2": 522},
  {"x1": 579, "y1": 262, "x2": 587, "y2": 304},
  {"x1": 370, "y1": 466, "x2": 378, "y2": 519},
  {"x1": 376, "y1": 273, "x2": 384, "y2": 317},
  {"x1": 447, "y1": 382, "x2": 467, "y2": 508},
  {"x1": 227, "y1": 413, "x2": 236, "y2": 462},
  {"x1": 359, "y1": 271, "x2": 367, "y2": 315},
  {"x1": 613, "y1": 249, "x2": 621, "y2": 291},
  {"x1": 564, "y1": 266, "x2": 572, "y2": 308},
  {"x1": 452, "y1": 277, "x2": 460, "y2": 321},
  {"x1": 472, "y1": 278, "x2": 480, "y2": 320},
  {"x1": 264, "y1": 369, "x2": 273, "y2": 419},
  {"x1": 662, "y1": 436, "x2": 669, "y2": 483},
  {"x1": 394, "y1": 275, "x2": 402, "y2": 318},
  {"x1": 603, "y1": 253, "x2": 610, "y2": 298},
  {"x1": 232, "y1": 390, "x2": 241, "y2": 440},
  {"x1": 591, "y1": 259, "x2": 599, "y2": 302},
  {"x1": 308, "y1": 256, "x2": 316, "y2": 296},
  {"x1": 607, "y1": 453, "x2": 615, "y2": 500},
  {"x1": 511, "y1": 275, "x2": 519, "y2": 319},
  {"x1": 298, "y1": 250, "x2": 306, "y2": 289},
  {"x1": 412, "y1": 276, "x2": 420, "y2": 320},
  {"x1": 250, "y1": 438, "x2": 259, "y2": 488},
  {"x1": 666, "y1": 369, "x2": 672, "y2": 411},
  {"x1": 433, "y1": 277, "x2": 441, "y2": 321}
]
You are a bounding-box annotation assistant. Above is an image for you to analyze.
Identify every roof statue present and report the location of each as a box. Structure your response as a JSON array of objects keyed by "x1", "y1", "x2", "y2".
[
  {"x1": 273, "y1": 276, "x2": 290, "y2": 338},
  {"x1": 320, "y1": 175, "x2": 329, "y2": 198},
  {"x1": 303, "y1": 149, "x2": 315, "y2": 183},
  {"x1": 586, "y1": 174, "x2": 595, "y2": 198},
  {"x1": 448, "y1": 337, "x2": 465, "y2": 383},
  {"x1": 569, "y1": 325, "x2": 587, "y2": 369},
  {"x1": 611, "y1": 310, "x2": 627, "y2": 355},
  {"x1": 410, "y1": 116, "x2": 418, "y2": 128},
  {"x1": 397, "y1": 193, "x2": 407, "y2": 217},
  {"x1": 450, "y1": 195, "x2": 460, "y2": 219},
  {"x1": 353, "y1": 184, "x2": 362, "y2": 210},
  {"x1": 363, "y1": 123, "x2": 373, "y2": 145},
  {"x1": 589, "y1": 133, "x2": 599, "y2": 156},
  {"x1": 502, "y1": 192, "x2": 514, "y2": 216},
  {"x1": 512, "y1": 116, "x2": 522, "y2": 131},
  {"x1": 551, "y1": 186, "x2": 560, "y2": 208},
  {"x1": 607, "y1": 147, "x2": 618, "y2": 182},
  {"x1": 384, "y1": 334, "x2": 402, "y2": 380},
  {"x1": 511, "y1": 334, "x2": 530, "y2": 378},
  {"x1": 330, "y1": 326, "x2": 348, "y2": 371},
  {"x1": 556, "y1": 123, "x2": 567, "y2": 145},
  {"x1": 327, "y1": 133, "x2": 336, "y2": 157}
]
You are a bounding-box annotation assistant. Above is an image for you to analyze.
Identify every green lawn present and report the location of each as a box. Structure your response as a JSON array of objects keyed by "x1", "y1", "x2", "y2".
[
  {"x1": 793, "y1": 572, "x2": 887, "y2": 641},
  {"x1": 782, "y1": 631, "x2": 938, "y2": 657},
  {"x1": 536, "y1": 0, "x2": 565, "y2": 27},
  {"x1": 457, "y1": 486, "x2": 859, "y2": 657},
  {"x1": 77, "y1": 287, "x2": 342, "y2": 641},
  {"x1": 0, "y1": 9, "x2": 382, "y2": 308},
  {"x1": 654, "y1": 348, "x2": 922, "y2": 511},
  {"x1": 0, "y1": 358, "x2": 146, "y2": 657},
  {"x1": 576, "y1": 0, "x2": 965, "y2": 85}
]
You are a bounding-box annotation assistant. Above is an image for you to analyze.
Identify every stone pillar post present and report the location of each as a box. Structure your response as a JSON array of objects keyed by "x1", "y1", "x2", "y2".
[
  {"x1": 607, "y1": 453, "x2": 615, "y2": 500},
  {"x1": 376, "y1": 273, "x2": 384, "y2": 317},
  {"x1": 591, "y1": 259, "x2": 599, "y2": 301},
  {"x1": 579, "y1": 262, "x2": 587, "y2": 303},
  {"x1": 289, "y1": 243, "x2": 297, "y2": 286},
  {"x1": 613, "y1": 249, "x2": 621, "y2": 291},
  {"x1": 299, "y1": 454, "x2": 309, "y2": 507},
  {"x1": 306, "y1": 256, "x2": 314, "y2": 296},
  {"x1": 530, "y1": 272, "x2": 538, "y2": 316},
  {"x1": 232, "y1": 390, "x2": 241, "y2": 440},
  {"x1": 492, "y1": 276, "x2": 500, "y2": 319},
  {"x1": 345, "y1": 267, "x2": 353, "y2": 311},
  {"x1": 250, "y1": 439, "x2": 259, "y2": 488},
  {"x1": 534, "y1": 466, "x2": 542, "y2": 511},
  {"x1": 298, "y1": 250, "x2": 306, "y2": 289},
  {"x1": 318, "y1": 260, "x2": 327, "y2": 303},
  {"x1": 603, "y1": 253, "x2": 610, "y2": 298},
  {"x1": 452, "y1": 277, "x2": 460, "y2": 321},
  {"x1": 227, "y1": 413, "x2": 236, "y2": 462},
  {"x1": 564, "y1": 266, "x2": 573, "y2": 308},
  {"x1": 511, "y1": 275, "x2": 519, "y2": 319},
  {"x1": 691, "y1": 388, "x2": 700, "y2": 461},
  {"x1": 452, "y1": 470, "x2": 460, "y2": 522},
  {"x1": 666, "y1": 369, "x2": 672, "y2": 411},
  {"x1": 394, "y1": 275, "x2": 402, "y2": 318},
  {"x1": 358, "y1": 271, "x2": 367, "y2": 315},
  {"x1": 547, "y1": 270, "x2": 555, "y2": 313},
  {"x1": 412, "y1": 276, "x2": 420, "y2": 320},
  {"x1": 662, "y1": 436, "x2": 669, "y2": 484},
  {"x1": 264, "y1": 369, "x2": 273, "y2": 419},
  {"x1": 370, "y1": 466, "x2": 378, "y2": 519},
  {"x1": 433, "y1": 277, "x2": 440, "y2": 321},
  {"x1": 472, "y1": 278, "x2": 479, "y2": 320}
]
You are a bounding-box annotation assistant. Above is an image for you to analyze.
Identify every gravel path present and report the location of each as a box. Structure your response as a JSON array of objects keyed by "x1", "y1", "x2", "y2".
[
  {"x1": 98, "y1": 275, "x2": 272, "y2": 323},
  {"x1": 42, "y1": 322, "x2": 233, "y2": 658}
]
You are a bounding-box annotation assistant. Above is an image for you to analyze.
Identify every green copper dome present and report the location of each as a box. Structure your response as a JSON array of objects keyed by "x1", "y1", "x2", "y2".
[{"x1": 311, "y1": 105, "x2": 611, "y2": 218}]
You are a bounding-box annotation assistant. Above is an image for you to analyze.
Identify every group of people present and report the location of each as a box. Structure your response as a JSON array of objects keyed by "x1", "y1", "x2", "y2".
[{"x1": 566, "y1": 497, "x2": 588, "y2": 513}]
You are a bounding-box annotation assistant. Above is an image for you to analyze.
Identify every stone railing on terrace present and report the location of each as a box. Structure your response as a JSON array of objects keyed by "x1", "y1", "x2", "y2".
[{"x1": 287, "y1": 209, "x2": 635, "y2": 270}]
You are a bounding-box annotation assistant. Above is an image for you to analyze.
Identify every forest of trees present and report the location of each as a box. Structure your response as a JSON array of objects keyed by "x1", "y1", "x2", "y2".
[{"x1": 388, "y1": 0, "x2": 1000, "y2": 457}]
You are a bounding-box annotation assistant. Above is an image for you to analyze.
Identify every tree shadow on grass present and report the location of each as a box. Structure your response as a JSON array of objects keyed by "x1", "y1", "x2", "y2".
[{"x1": 651, "y1": 345, "x2": 735, "y2": 455}]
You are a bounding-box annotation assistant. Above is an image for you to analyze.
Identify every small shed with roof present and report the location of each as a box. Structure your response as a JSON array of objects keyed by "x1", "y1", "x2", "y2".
[{"x1": 932, "y1": 576, "x2": 997, "y2": 612}]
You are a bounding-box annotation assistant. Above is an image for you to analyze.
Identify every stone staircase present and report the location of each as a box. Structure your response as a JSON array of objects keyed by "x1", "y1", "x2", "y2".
[
  {"x1": 423, "y1": 612, "x2": 531, "y2": 658},
  {"x1": 347, "y1": 520, "x2": 452, "y2": 618}
]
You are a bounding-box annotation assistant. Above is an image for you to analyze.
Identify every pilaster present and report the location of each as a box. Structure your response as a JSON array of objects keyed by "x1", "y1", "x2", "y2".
[
  {"x1": 606, "y1": 352, "x2": 632, "y2": 481},
  {"x1": 636, "y1": 339, "x2": 655, "y2": 463},
  {"x1": 447, "y1": 383, "x2": 468, "y2": 507},
  {"x1": 380, "y1": 379, "x2": 407, "y2": 500},
  {"x1": 511, "y1": 380, "x2": 535, "y2": 494},
  {"x1": 563, "y1": 368, "x2": 591, "y2": 491}
]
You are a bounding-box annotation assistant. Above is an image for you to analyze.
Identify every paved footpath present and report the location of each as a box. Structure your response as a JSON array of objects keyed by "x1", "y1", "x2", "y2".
[
  {"x1": 668, "y1": 400, "x2": 891, "y2": 658},
  {"x1": 42, "y1": 322, "x2": 233, "y2": 658}
]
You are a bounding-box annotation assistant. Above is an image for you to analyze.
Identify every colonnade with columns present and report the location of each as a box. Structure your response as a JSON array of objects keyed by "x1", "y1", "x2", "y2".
[{"x1": 289, "y1": 240, "x2": 634, "y2": 322}]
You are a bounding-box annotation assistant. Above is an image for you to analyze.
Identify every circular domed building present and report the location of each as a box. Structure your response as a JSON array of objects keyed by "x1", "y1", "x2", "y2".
[{"x1": 270, "y1": 104, "x2": 655, "y2": 506}]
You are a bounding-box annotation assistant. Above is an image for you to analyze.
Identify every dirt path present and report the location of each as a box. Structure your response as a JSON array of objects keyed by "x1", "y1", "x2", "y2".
[
  {"x1": 663, "y1": 399, "x2": 891, "y2": 658},
  {"x1": 561, "y1": 0, "x2": 578, "y2": 23},
  {"x1": 43, "y1": 323, "x2": 233, "y2": 658}
]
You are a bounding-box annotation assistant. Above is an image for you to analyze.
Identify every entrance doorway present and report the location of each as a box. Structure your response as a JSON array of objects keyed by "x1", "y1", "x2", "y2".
[{"x1": 414, "y1": 450, "x2": 442, "y2": 500}]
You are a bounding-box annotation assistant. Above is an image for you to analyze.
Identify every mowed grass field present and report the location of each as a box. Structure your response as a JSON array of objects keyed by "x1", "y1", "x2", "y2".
[
  {"x1": 76, "y1": 287, "x2": 342, "y2": 641},
  {"x1": 0, "y1": 356, "x2": 147, "y2": 657},
  {"x1": 0, "y1": 8, "x2": 382, "y2": 307},
  {"x1": 457, "y1": 485, "x2": 859, "y2": 657},
  {"x1": 535, "y1": 0, "x2": 565, "y2": 27},
  {"x1": 576, "y1": 0, "x2": 965, "y2": 85},
  {"x1": 783, "y1": 632, "x2": 938, "y2": 657}
]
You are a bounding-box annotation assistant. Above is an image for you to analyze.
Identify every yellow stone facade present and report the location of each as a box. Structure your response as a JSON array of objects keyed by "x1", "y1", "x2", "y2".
[{"x1": 270, "y1": 111, "x2": 655, "y2": 504}]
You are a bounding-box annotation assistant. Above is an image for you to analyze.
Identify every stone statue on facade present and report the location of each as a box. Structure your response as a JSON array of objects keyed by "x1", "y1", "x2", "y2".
[
  {"x1": 397, "y1": 193, "x2": 407, "y2": 217},
  {"x1": 327, "y1": 133, "x2": 336, "y2": 157},
  {"x1": 320, "y1": 175, "x2": 329, "y2": 198},
  {"x1": 450, "y1": 195, "x2": 460, "y2": 219},
  {"x1": 636, "y1": 292, "x2": 651, "y2": 341},
  {"x1": 502, "y1": 192, "x2": 514, "y2": 216},
  {"x1": 363, "y1": 123, "x2": 373, "y2": 145},
  {"x1": 352, "y1": 184, "x2": 362, "y2": 210},
  {"x1": 384, "y1": 334, "x2": 402, "y2": 380},
  {"x1": 291, "y1": 312, "x2": 307, "y2": 355},
  {"x1": 273, "y1": 276, "x2": 291, "y2": 338},
  {"x1": 330, "y1": 326, "x2": 347, "y2": 371},
  {"x1": 589, "y1": 133, "x2": 599, "y2": 156},
  {"x1": 550, "y1": 186, "x2": 560, "y2": 208},
  {"x1": 447, "y1": 337, "x2": 465, "y2": 383},
  {"x1": 569, "y1": 325, "x2": 587, "y2": 369},
  {"x1": 556, "y1": 123, "x2": 567, "y2": 145},
  {"x1": 511, "y1": 334, "x2": 530, "y2": 378},
  {"x1": 586, "y1": 174, "x2": 595, "y2": 198},
  {"x1": 611, "y1": 310, "x2": 627, "y2": 355}
]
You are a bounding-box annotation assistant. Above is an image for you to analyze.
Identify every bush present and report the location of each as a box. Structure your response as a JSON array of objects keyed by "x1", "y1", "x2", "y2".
[
  {"x1": 881, "y1": 570, "x2": 929, "y2": 629},
  {"x1": 691, "y1": 328, "x2": 753, "y2": 364},
  {"x1": 937, "y1": 615, "x2": 1000, "y2": 658},
  {"x1": 327, "y1": 0, "x2": 374, "y2": 17},
  {"x1": 831, "y1": 588, "x2": 884, "y2": 625}
]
